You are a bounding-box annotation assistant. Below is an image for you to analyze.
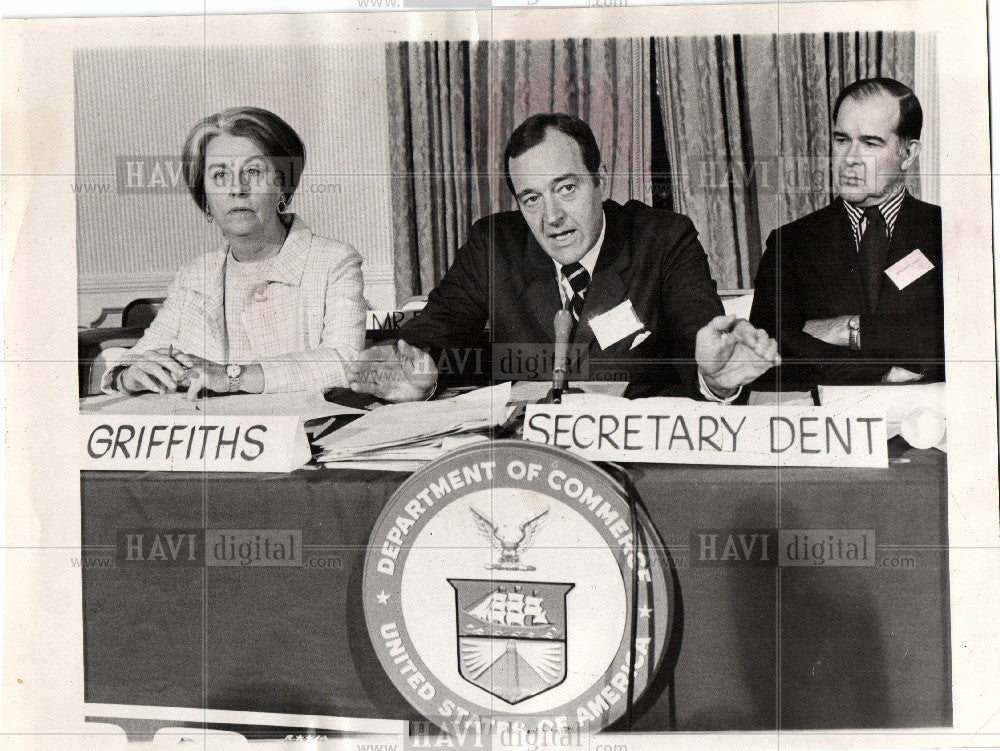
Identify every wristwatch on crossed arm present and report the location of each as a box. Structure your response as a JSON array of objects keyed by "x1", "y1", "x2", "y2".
[
  {"x1": 226, "y1": 364, "x2": 243, "y2": 393},
  {"x1": 848, "y1": 315, "x2": 861, "y2": 351}
]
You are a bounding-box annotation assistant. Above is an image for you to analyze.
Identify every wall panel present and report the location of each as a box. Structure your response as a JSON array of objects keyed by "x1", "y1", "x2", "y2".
[{"x1": 75, "y1": 43, "x2": 395, "y2": 325}]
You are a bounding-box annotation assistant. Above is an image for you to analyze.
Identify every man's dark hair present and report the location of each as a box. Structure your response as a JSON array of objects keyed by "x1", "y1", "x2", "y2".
[
  {"x1": 503, "y1": 113, "x2": 602, "y2": 195},
  {"x1": 832, "y1": 77, "x2": 923, "y2": 141}
]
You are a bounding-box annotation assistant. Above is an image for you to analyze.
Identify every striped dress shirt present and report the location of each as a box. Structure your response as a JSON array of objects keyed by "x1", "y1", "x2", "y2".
[{"x1": 842, "y1": 188, "x2": 906, "y2": 247}]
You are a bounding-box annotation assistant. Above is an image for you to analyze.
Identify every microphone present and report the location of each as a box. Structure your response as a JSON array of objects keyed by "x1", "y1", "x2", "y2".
[{"x1": 549, "y1": 308, "x2": 574, "y2": 403}]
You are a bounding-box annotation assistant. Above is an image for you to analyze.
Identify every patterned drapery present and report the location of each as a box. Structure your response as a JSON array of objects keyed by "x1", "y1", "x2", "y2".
[
  {"x1": 655, "y1": 32, "x2": 916, "y2": 289},
  {"x1": 389, "y1": 32, "x2": 918, "y2": 296},
  {"x1": 387, "y1": 38, "x2": 650, "y2": 301}
]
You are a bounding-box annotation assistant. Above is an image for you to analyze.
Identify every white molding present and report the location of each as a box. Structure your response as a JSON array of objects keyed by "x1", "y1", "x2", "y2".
[
  {"x1": 77, "y1": 273, "x2": 173, "y2": 295},
  {"x1": 78, "y1": 274, "x2": 171, "y2": 327},
  {"x1": 362, "y1": 265, "x2": 396, "y2": 283},
  {"x1": 79, "y1": 266, "x2": 400, "y2": 326},
  {"x1": 79, "y1": 266, "x2": 396, "y2": 290},
  {"x1": 914, "y1": 32, "x2": 940, "y2": 204},
  {"x1": 362, "y1": 265, "x2": 396, "y2": 309}
]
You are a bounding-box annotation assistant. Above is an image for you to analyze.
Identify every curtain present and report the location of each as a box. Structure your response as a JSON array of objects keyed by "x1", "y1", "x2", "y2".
[
  {"x1": 655, "y1": 36, "x2": 758, "y2": 290},
  {"x1": 387, "y1": 38, "x2": 651, "y2": 300},
  {"x1": 390, "y1": 33, "x2": 918, "y2": 297},
  {"x1": 478, "y1": 38, "x2": 651, "y2": 214},
  {"x1": 655, "y1": 32, "x2": 916, "y2": 290},
  {"x1": 387, "y1": 42, "x2": 472, "y2": 300}
]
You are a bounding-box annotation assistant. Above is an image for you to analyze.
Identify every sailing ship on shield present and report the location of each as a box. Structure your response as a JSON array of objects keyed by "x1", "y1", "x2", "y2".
[{"x1": 448, "y1": 579, "x2": 575, "y2": 704}]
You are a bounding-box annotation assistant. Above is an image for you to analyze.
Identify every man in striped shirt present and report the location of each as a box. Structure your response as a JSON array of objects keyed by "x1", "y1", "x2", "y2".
[{"x1": 750, "y1": 77, "x2": 944, "y2": 387}]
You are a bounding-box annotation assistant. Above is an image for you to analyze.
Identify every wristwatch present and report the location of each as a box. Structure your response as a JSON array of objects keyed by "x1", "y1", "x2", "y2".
[
  {"x1": 847, "y1": 315, "x2": 861, "y2": 351},
  {"x1": 226, "y1": 364, "x2": 243, "y2": 392}
]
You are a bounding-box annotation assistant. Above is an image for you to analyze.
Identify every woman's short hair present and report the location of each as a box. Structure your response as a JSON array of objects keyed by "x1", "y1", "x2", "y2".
[{"x1": 182, "y1": 106, "x2": 306, "y2": 213}]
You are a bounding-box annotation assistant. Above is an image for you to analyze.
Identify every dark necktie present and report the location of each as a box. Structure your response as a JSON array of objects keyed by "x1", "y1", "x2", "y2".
[
  {"x1": 859, "y1": 206, "x2": 889, "y2": 311},
  {"x1": 561, "y1": 262, "x2": 590, "y2": 322}
]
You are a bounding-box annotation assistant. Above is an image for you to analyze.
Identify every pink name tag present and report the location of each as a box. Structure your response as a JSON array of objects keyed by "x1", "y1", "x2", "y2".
[{"x1": 884, "y1": 249, "x2": 934, "y2": 290}]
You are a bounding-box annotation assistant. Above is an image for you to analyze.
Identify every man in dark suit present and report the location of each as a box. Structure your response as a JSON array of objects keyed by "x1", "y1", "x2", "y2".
[
  {"x1": 349, "y1": 113, "x2": 778, "y2": 401},
  {"x1": 749, "y1": 78, "x2": 943, "y2": 388}
]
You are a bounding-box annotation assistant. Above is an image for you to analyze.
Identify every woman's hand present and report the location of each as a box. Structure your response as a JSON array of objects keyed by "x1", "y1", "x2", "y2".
[
  {"x1": 119, "y1": 348, "x2": 191, "y2": 395},
  {"x1": 118, "y1": 349, "x2": 263, "y2": 398},
  {"x1": 169, "y1": 352, "x2": 230, "y2": 401}
]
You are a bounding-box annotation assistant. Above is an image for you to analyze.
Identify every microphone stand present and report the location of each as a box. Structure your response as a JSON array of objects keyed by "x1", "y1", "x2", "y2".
[
  {"x1": 545, "y1": 307, "x2": 579, "y2": 404},
  {"x1": 498, "y1": 308, "x2": 579, "y2": 436}
]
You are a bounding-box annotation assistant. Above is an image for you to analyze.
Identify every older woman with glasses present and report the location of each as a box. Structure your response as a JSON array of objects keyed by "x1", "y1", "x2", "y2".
[{"x1": 102, "y1": 106, "x2": 366, "y2": 398}]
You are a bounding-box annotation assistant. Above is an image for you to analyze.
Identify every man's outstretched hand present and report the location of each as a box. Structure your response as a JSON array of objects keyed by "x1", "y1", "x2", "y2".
[
  {"x1": 346, "y1": 340, "x2": 438, "y2": 403},
  {"x1": 695, "y1": 315, "x2": 780, "y2": 396}
]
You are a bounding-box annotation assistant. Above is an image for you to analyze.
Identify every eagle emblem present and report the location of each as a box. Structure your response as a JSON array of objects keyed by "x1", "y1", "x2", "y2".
[{"x1": 469, "y1": 507, "x2": 548, "y2": 571}]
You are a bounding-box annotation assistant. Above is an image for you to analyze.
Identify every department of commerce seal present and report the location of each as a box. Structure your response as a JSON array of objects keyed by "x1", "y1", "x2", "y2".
[{"x1": 362, "y1": 440, "x2": 672, "y2": 736}]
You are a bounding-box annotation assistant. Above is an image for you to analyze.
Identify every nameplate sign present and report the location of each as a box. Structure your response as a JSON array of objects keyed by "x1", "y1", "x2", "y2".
[
  {"x1": 366, "y1": 310, "x2": 419, "y2": 330},
  {"x1": 522, "y1": 403, "x2": 888, "y2": 468},
  {"x1": 81, "y1": 415, "x2": 311, "y2": 472}
]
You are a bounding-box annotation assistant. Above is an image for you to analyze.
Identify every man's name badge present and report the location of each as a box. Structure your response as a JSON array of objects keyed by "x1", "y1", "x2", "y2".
[
  {"x1": 884, "y1": 248, "x2": 934, "y2": 290},
  {"x1": 588, "y1": 299, "x2": 644, "y2": 349}
]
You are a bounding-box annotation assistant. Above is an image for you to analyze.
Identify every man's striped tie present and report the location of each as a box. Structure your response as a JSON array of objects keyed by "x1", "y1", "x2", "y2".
[{"x1": 561, "y1": 262, "x2": 590, "y2": 322}]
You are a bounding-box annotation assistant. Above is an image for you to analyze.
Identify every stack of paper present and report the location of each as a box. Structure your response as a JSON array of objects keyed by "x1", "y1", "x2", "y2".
[
  {"x1": 747, "y1": 390, "x2": 815, "y2": 407},
  {"x1": 313, "y1": 382, "x2": 514, "y2": 470}
]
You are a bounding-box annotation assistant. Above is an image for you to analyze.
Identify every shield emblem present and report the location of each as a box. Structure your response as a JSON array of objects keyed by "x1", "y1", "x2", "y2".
[{"x1": 448, "y1": 578, "x2": 574, "y2": 705}]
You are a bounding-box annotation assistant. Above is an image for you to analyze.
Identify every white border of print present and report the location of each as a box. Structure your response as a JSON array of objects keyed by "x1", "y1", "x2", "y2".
[{"x1": 2, "y1": 2, "x2": 998, "y2": 749}]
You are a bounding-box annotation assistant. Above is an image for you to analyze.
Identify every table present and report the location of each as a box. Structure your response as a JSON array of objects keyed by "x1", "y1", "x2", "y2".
[{"x1": 81, "y1": 439, "x2": 950, "y2": 732}]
